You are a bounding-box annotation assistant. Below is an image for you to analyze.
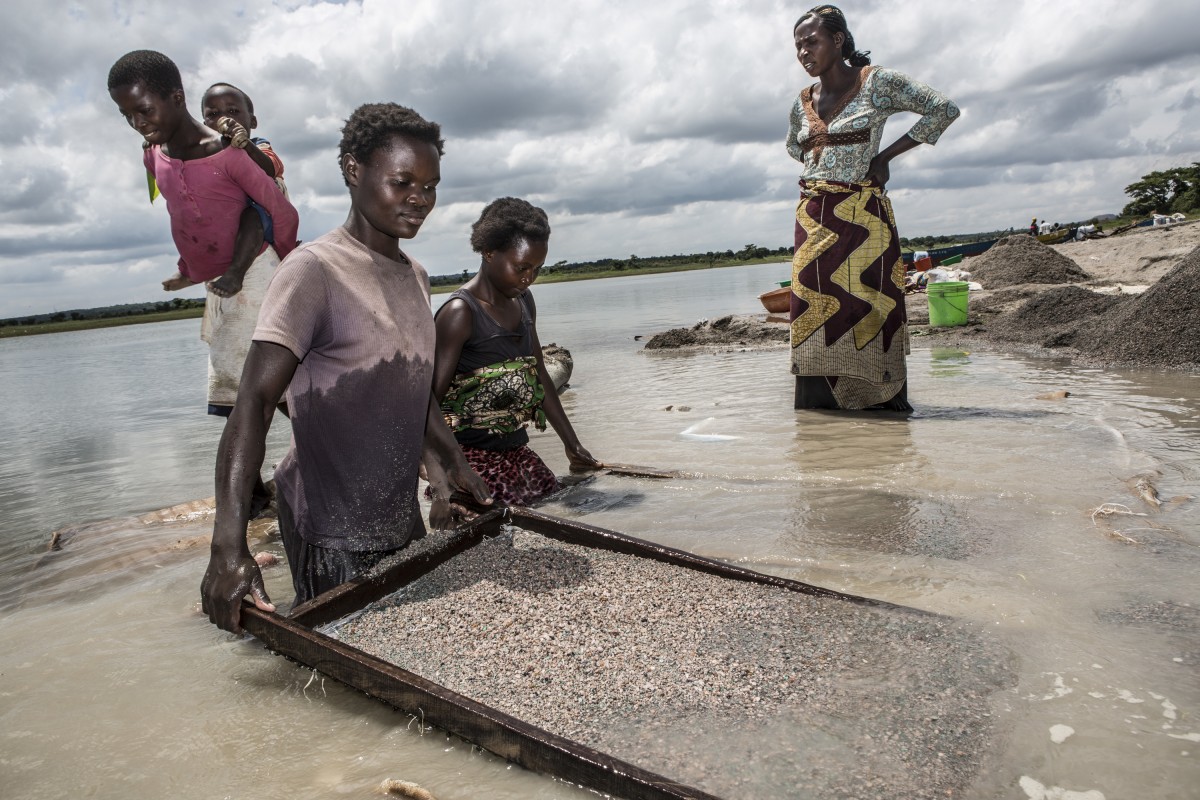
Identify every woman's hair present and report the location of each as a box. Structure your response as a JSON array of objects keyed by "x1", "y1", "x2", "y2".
[
  {"x1": 338, "y1": 103, "x2": 444, "y2": 184},
  {"x1": 470, "y1": 197, "x2": 551, "y2": 254},
  {"x1": 794, "y1": 5, "x2": 871, "y2": 67},
  {"x1": 107, "y1": 50, "x2": 184, "y2": 98}
]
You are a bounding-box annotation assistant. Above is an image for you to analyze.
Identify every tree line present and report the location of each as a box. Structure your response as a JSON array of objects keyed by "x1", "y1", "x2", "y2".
[
  {"x1": 1123, "y1": 162, "x2": 1200, "y2": 218},
  {"x1": 0, "y1": 297, "x2": 205, "y2": 328},
  {"x1": 429, "y1": 243, "x2": 794, "y2": 286}
]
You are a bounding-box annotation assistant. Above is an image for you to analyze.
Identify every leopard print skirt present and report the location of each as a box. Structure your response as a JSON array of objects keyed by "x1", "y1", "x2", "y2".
[{"x1": 459, "y1": 444, "x2": 560, "y2": 507}]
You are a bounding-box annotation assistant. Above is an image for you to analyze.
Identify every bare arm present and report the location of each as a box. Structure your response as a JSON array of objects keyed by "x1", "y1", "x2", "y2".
[
  {"x1": 216, "y1": 118, "x2": 277, "y2": 179},
  {"x1": 243, "y1": 141, "x2": 277, "y2": 179},
  {"x1": 201, "y1": 340, "x2": 298, "y2": 633},
  {"x1": 432, "y1": 299, "x2": 473, "y2": 402},
  {"x1": 421, "y1": 391, "x2": 493, "y2": 527},
  {"x1": 424, "y1": 298, "x2": 492, "y2": 524},
  {"x1": 526, "y1": 293, "x2": 600, "y2": 469},
  {"x1": 864, "y1": 134, "x2": 922, "y2": 188}
]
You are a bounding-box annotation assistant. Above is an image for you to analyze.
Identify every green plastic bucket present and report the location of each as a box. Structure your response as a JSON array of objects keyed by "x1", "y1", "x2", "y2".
[{"x1": 927, "y1": 281, "x2": 969, "y2": 327}]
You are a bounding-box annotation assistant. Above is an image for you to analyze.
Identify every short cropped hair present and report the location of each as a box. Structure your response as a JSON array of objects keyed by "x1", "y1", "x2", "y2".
[
  {"x1": 337, "y1": 103, "x2": 444, "y2": 185},
  {"x1": 470, "y1": 197, "x2": 551, "y2": 254},
  {"x1": 107, "y1": 50, "x2": 183, "y2": 98},
  {"x1": 204, "y1": 82, "x2": 254, "y2": 114}
]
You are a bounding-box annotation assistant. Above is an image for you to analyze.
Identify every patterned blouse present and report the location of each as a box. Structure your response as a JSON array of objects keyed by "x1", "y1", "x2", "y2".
[{"x1": 786, "y1": 66, "x2": 959, "y2": 184}]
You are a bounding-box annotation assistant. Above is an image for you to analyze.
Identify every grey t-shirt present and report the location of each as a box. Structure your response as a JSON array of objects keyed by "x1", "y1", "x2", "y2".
[{"x1": 254, "y1": 226, "x2": 434, "y2": 552}]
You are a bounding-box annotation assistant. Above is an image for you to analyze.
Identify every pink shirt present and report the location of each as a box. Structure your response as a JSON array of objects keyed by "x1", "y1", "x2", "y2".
[{"x1": 144, "y1": 144, "x2": 299, "y2": 282}]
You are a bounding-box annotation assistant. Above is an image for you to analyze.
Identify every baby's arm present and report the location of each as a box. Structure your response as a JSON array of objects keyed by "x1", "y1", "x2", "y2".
[
  {"x1": 242, "y1": 141, "x2": 277, "y2": 179},
  {"x1": 215, "y1": 118, "x2": 277, "y2": 179}
]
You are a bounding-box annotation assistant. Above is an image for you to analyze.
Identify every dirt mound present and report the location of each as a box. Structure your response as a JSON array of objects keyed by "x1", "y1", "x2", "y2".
[
  {"x1": 644, "y1": 314, "x2": 788, "y2": 350},
  {"x1": 987, "y1": 286, "x2": 1127, "y2": 349},
  {"x1": 1077, "y1": 244, "x2": 1200, "y2": 368},
  {"x1": 970, "y1": 287, "x2": 1037, "y2": 315},
  {"x1": 970, "y1": 234, "x2": 1092, "y2": 288}
]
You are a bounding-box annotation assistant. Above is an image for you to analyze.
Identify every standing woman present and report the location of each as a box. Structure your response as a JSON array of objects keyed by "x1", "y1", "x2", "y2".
[{"x1": 786, "y1": 5, "x2": 959, "y2": 410}]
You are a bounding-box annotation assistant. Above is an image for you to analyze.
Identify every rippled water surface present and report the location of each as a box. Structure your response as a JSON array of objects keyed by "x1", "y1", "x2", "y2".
[{"x1": 2, "y1": 262, "x2": 1197, "y2": 799}]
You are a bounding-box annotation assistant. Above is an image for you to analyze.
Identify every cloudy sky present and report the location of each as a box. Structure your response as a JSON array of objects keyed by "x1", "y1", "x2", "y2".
[{"x1": 2, "y1": 0, "x2": 1198, "y2": 318}]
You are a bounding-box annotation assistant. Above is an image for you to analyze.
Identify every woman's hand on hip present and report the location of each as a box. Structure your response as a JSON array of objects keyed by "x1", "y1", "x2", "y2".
[{"x1": 865, "y1": 154, "x2": 890, "y2": 188}]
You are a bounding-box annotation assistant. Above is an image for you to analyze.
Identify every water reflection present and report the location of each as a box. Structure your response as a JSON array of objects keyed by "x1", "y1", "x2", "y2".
[
  {"x1": 779, "y1": 410, "x2": 984, "y2": 560},
  {"x1": 928, "y1": 346, "x2": 973, "y2": 377}
]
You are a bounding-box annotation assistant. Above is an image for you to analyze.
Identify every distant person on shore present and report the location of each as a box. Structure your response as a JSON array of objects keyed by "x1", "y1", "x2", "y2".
[
  {"x1": 201, "y1": 103, "x2": 491, "y2": 633},
  {"x1": 1029, "y1": 218, "x2": 1038, "y2": 236},
  {"x1": 108, "y1": 51, "x2": 299, "y2": 423},
  {"x1": 786, "y1": 5, "x2": 959, "y2": 410},
  {"x1": 432, "y1": 197, "x2": 601, "y2": 507}
]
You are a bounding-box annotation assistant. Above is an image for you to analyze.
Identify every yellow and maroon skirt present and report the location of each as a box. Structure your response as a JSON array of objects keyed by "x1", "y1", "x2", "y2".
[{"x1": 790, "y1": 180, "x2": 910, "y2": 410}]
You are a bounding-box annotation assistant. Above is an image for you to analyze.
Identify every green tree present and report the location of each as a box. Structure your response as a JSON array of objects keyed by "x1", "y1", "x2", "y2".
[{"x1": 1123, "y1": 162, "x2": 1200, "y2": 216}]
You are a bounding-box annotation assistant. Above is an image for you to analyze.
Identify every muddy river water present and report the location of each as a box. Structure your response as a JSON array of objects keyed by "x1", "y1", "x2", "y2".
[{"x1": 1, "y1": 262, "x2": 1197, "y2": 799}]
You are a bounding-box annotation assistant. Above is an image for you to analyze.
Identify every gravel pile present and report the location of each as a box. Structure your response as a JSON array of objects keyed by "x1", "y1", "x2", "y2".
[
  {"x1": 969, "y1": 234, "x2": 1091, "y2": 288},
  {"x1": 643, "y1": 314, "x2": 788, "y2": 350},
  {"x1": 969, "y1": 286, "x2": 1037, "y2": 315},
  {"x1": 334, "y1": 527, "x2": 1012, "y2": 799},
  {"x1": 1076, "y1": 244, "x2": 1200, "y2": 368},
  {"x1": 987, "y1": 285, "x2": 1126, "y2": 348}
]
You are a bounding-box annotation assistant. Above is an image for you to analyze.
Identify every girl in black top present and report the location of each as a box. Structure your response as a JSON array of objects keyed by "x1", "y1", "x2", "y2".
[{"x1": 432, "y1": 198, "x2": 600, "y2": 506}]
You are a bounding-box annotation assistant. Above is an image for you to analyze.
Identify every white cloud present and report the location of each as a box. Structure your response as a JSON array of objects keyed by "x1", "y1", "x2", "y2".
[{"x1": 1, "y1": 0, "x2": 1198, "y2": 317}]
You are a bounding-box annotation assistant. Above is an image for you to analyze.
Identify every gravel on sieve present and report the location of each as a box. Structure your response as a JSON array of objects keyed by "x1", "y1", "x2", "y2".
[{"x1": 334, "y1": 527, "x2": 1013, "y2": 799}]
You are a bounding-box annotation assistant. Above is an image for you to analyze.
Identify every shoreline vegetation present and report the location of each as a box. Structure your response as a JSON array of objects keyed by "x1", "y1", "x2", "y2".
[
  {"x1": 0, "y1": 306, "x2": 208, "y2": 338},
  {"x1": 1, "y1": 248, "x2": 795, "y2": 339}
]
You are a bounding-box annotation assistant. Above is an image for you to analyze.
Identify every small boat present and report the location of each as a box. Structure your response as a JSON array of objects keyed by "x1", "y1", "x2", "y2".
[
  {"x1": 902, "y1": 237, "x2": 999, "y2": 266},
  {"x1": 541, "y1": 343, "x2": 572, "y2": 391},
  {"x1": 1036, "y1": 228, "x2": 1072, "y2": 244},
  {"x1": 758, "y1": 286, "x2": 791, "y2": 314}
]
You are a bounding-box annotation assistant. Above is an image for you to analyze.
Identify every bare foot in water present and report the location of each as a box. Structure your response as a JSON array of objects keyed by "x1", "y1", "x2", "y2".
[
  {"x1": 207, "y1": 272, "x2": 243, "y2": 298},
  {"x1": 162, "y1": 272, "x2": 197, "y2": 291}
]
